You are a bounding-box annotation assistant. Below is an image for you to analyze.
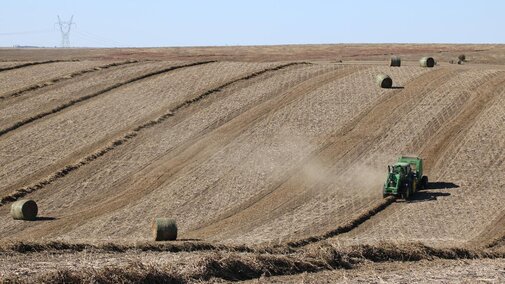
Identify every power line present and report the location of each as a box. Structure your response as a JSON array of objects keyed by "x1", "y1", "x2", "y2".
[
  {"x1": 0, "y1": 30, "x2": 53, "y2": 36},
  {"x1": 1, "y1": 16, "x2": 122, "y2": 47},
  {"x1": 74, "y1": 30, "x2": 122, "y2": 47},
  {"x1": 56, "y1": 15, "x2": 74, "y2": 48}
]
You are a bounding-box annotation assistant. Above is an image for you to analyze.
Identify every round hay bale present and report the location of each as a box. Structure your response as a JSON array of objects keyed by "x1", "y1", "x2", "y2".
[
  {"x1": 390, "y1": 56, "x2": 401, "y2": 67},
  {"x1": 420, "y1": 57, "x2": 435, "y2": 68},
  {"x1": 152, "y1": 218, "x2": 177, "y2": 241},
  {"x1": 376, "y1": 74, "x2": 393, "y2": 88},
  {"x1": 11, "y1": 200, "x2": 38, "y2": 221}
]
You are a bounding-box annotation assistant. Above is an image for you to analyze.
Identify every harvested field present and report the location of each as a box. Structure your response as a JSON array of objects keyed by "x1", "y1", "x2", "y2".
[
  {"x1": 0, "y1": 45, "x2": 504, "y2": 282},
  {"x1": 2, "y1": 44, "x2": 505, "y2": 64}
]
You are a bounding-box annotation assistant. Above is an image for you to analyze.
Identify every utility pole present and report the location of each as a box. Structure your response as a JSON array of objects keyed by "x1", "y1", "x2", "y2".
[{"x1": 56, "y1": 15, "x2": 74, "y2": 48}]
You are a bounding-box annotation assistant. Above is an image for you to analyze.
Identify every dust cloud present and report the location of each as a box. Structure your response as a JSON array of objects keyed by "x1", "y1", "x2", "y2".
[{"x1": 264, "y1": 130, "x2": 389, "y2": 199}]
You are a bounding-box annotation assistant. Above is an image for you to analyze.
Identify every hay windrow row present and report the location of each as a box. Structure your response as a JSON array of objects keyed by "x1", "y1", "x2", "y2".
[
  {"x1": 3, "y1": 242, "x2": 504, "y2": 283},
  {"x1": 0, "y1": 240, "x2": 259, "y2": 254},
  {"x1": 0, "y1": 62, "x2": 308, "y2": 207},
  {"x1": 486, "y1": 235, "x2": 505, "y2": 249},
  {"x1": 286, "y1": 196, "x2": 396, "y2": 248},
  {"x1": 0, "y1": 59, "x2": 79, "y2": 74},
  {"x1": 0, "y1": 60, "x2": 212, "y2": 137},
  {"x1": 0, "y1": 59, "x2": 139, "y2": 100}
]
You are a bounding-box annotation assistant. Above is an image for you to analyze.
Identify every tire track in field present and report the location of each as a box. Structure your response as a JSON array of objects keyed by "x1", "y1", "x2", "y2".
[
  {"x1": 0, "y1": 61, "x2": 212, "y2": 138},
  {"x1": 3, "y1": 63, "x2": 351, "y2": 240},
  {"x1": 0, "y1": 62, "x2": 308, "y2": 207},
  {"x1": 0, "y1": 60, "x2": 139, "y2": 101},
  {"x1": 0, "y1": 59, "x2": 78, "y2": 73},
  {"x1": 474, "y1": 210, "x2": 505, "y2": 249},
  {"x1": 189, "y1": 68, "x2": 459, "y2": 242},
  {"x1": 427, "y1": 78, "x2": 505, "y2": 248},
  {"x1": 0, "y1": 62, "x2": 301, "y2": 200},
  {"x1": 19, "y1": 65, "x2": 366, "y2": 239},
  {"x1": 335, "y1": 72, "x2": 505, "y2": 244},
  {"x1": 419, "y1": 74, "x2": 505, "y2": 176}
]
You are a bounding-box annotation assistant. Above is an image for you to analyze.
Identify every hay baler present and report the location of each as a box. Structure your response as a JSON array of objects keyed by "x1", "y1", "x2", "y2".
[{"x1": 383, "y1": 156, "x2": 428, "y2": 200}]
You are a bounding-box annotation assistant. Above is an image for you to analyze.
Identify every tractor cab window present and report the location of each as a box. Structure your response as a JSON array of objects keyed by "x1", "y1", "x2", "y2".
[{"x1": 394, "y1": 166, "x2": 404, "y2": 174}]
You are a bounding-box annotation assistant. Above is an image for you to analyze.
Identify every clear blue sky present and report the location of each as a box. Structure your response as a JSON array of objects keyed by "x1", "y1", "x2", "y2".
[{"x1": 0, "y1": 0, "x2": 503, "y2": 47}]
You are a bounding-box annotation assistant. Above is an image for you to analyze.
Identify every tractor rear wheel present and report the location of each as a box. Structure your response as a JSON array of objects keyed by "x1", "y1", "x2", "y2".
[
  {"x1": 422, "y1": 176, "x2": 429, "y2": 189},
  {"x1": 402, "y1": 184, "x2": 411, "y2": 200}
]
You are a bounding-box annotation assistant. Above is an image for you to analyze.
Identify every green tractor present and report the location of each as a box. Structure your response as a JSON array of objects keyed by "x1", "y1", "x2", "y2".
[{"x1": 383, "y1": 156, "x2": 428, "y2": 200}]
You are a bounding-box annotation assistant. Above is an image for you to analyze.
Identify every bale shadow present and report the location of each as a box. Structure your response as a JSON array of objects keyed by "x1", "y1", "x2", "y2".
[
  {"x1": 390, "y1": 86, "x2": 405, "y2": 89},
  {"x1": 34, "y1": 216, "x2": 57, "y2": 221}
]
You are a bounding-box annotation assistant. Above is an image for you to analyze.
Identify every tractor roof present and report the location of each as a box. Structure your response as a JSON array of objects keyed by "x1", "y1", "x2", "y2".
[
  {"x1": 394, "y1": 162, "x2": 410, "y2": 167},
  {"x1": 399, "y1": 155, "x2": 420, "y2": 160},
  {"x1": 400, "y1": 155, "x2": 420, "y2": 158},
  {"x1": 398, "y1": 156, "x2": 423, "y2": 164}
]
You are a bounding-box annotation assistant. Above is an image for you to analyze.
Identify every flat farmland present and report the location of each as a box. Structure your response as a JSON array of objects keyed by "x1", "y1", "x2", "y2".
[{"x1": 0, "y1": 44, "x2": 504, "y2": 283}]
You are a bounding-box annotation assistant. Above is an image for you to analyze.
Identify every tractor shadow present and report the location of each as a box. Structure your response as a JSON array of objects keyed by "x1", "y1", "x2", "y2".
[{"x1": 409, "y1": 182, "x2": 459, "y2": 203}]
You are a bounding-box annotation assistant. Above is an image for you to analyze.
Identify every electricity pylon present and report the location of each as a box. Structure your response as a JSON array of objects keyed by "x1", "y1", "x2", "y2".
[{"x1": 56, "y1": 15, "x2": 74, "y2": 48}]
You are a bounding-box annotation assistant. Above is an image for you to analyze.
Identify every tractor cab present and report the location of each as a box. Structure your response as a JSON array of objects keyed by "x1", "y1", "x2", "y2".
[
  {"x1": 388, "y1": 163, "x2": 411, "y2": 175},
  {"x1": 398, "y1": 155, "x2": 428, "y2": 190}
]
